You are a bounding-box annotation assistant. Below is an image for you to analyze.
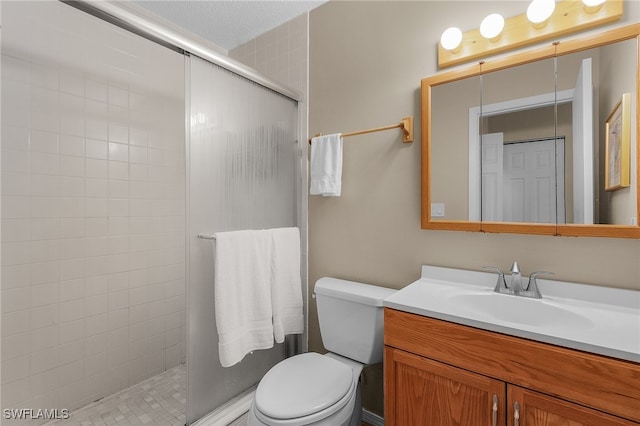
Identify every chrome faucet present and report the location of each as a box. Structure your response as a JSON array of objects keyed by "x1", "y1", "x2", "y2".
[
  {"x1": 509, "y1": 261, "x2": 522, "y2": 293},
  {"x1": 483, "y1": 264, "x2": 553, "y2": 299},
  {"x1": 520, "y1": 271, "x2": 554, "y2": 299},
  {"x1": 482, "y1": 266, "x2": 511, "y2": 295}
]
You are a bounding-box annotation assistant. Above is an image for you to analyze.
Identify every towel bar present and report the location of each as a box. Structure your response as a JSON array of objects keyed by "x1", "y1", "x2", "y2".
[
  {"x1": 197, "y1": 234, "x2": 216, "y2": 240},
  {"x1": 309, "y1": 116, "x2": 413, "y2": 144}
]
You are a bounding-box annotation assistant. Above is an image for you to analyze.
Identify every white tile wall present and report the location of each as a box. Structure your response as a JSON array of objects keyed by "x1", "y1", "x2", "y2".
[
  {"x1": 1, "y1": 1, "x2": 186, "y2": 415},
  {"x1": 230, "y1": 13, "x2": 308, "y2": 98}
]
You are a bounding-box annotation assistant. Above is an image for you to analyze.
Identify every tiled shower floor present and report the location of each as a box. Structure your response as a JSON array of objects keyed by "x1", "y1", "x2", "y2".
[{"x1": 45, "y1": 364, "x2": 186, "y2": 426}]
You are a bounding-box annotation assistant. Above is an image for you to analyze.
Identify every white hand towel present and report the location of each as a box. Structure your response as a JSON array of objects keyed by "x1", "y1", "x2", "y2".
[
  {"x1": 214, "y1": 229, "x2": 274, "y2": 367},
  {"x1": 270, "y1": 227, "x2": 304, "y2": 343},
  {"x1": 310, "y1": 133, "x2": 343, "y2": 196}
]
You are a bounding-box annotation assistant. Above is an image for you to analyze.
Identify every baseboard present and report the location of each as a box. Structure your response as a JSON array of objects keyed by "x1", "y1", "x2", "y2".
[{"x1": 362, "y1": 408, "x2": 385, "y2": 426}]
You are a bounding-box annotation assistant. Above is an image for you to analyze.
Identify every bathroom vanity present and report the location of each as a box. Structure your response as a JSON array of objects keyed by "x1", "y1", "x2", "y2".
[{"x1": 383, "y1": 266, "x2": 640, "y2": 425}]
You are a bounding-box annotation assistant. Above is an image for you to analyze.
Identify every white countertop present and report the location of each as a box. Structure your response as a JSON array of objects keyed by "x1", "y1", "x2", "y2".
[{"x1": 384, "y1": 265, "x2": 640, "y2": 363}]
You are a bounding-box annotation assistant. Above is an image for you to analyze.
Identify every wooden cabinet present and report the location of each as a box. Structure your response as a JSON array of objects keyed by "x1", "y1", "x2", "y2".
[
  {"x1": 386, "y1": 348, "x2": 506, "y2": 425},
  {"x1": 508, "y1": 386, "x2": 639, "y2": 426},
  {"x1": 384, "y1": 308, "x2": 640, "y2": 426}
]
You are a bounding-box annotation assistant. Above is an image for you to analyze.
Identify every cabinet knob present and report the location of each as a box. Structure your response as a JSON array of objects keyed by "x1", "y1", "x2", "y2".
[
  {"x1": 514, "y1": 401, "x2": 520, "y2": 426},
  {"x1": 492, "y1": 395, "x2": 499, "y2": 426}
]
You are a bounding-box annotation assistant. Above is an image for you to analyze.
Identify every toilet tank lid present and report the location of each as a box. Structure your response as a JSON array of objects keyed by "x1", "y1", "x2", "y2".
[{"x1": 314, "y1": 277, "x2": 396, "y2": 307}]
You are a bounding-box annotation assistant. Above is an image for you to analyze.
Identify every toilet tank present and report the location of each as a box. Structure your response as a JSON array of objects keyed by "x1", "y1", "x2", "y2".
[{"x1": 314, "y1": 277, "x2": 396, "y2": 364}]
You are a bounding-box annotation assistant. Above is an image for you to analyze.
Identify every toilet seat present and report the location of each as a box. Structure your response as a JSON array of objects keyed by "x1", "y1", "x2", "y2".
[{"x1": 254, "y1": 353, "x2": 356, "y2": 424}]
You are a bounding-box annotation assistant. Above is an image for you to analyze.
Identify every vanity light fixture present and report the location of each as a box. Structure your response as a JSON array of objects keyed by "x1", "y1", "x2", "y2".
[
  {"x1": 437, "y1": 0, "x2": 623, "y2": 68},
  {"x1": 526, "y1": 0, "x2": 556, "y2": 26},
  {"x1": 440, "y1": 27, "x2": 463, "y2": 51},
  {"x1": 480, "y1": 13, "x2": 505, "y2": 40}
]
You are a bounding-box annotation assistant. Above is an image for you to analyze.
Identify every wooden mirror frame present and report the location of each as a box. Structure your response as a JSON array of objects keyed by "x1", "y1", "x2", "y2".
[{"x1": 421, "y1": 24, "x2": 640, "y2": 239}]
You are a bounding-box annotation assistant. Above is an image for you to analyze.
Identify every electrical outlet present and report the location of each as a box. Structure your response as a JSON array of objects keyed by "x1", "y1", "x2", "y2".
[{"x1": 431, "y1": 203, "x2": 445, "y2": 218}]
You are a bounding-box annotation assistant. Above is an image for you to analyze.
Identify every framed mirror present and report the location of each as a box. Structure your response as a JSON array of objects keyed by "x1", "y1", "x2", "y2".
[{"x1": 421, "y1": 24, "x2": 640, "y2": 238}]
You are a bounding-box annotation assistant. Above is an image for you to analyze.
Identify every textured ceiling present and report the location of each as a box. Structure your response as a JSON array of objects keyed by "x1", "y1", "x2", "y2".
[{"x1": 133, "y1": 0, "x2": 325, "y2": 51}]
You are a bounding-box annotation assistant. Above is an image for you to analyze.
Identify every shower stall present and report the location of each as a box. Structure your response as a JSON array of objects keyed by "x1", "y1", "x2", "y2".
[{"x1": 0, "y1": 2, "x2": 307, "y2": 425}]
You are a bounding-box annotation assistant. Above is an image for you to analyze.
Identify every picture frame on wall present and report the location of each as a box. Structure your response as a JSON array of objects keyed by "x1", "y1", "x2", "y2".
[{"x1": 604, "y1": 93, "x2": 631, "y2": 192}]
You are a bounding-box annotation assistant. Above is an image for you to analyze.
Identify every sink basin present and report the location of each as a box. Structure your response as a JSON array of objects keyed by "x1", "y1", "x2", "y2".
[
  {"x1": 447, "y1": 292, "x2": 593, "y2": 329},
  {"x1": 384, "y1": 265, "x2": 640, "y2": 362}
]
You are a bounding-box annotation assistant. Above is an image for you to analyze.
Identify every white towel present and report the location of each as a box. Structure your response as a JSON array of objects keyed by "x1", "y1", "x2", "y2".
[
  {"x1": 270, "y1": 227, "x2": 304, "y2": 343},
  {"x1": 214, "y1": 229, "x2": 274, "y2": 367},
  {"x1": 310, "y1": 133, "x2": 343, "y2": 196}
]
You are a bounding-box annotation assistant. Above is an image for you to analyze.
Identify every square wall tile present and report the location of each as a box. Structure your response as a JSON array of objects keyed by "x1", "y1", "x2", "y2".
[{"x1": 2, "y1": 1, "x2": 185, "y2": 412}]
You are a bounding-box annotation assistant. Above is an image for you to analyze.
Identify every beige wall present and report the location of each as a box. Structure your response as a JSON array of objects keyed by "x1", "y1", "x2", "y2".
[
  {"x1": 309, "y1": 0, "x2": 640, "y2": 417},
  {"x1": 599, "y1": 38, "x2": 638, "y2": 224},
  {"x1": 430, "y1": 76, "x2": 479, "y2": 220}
]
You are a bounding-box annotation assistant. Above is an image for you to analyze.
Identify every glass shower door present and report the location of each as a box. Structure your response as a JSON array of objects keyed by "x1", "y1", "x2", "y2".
[{"x1": 186, "y1": 55, "x2": 299, "y2": 424}]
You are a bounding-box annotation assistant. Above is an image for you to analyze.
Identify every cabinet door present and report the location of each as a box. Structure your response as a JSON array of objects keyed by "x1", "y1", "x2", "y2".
[
  {"x1": 508, "y1": 386, "x2": 640, "y2": 426},
  {"x1": 385, "y1": 347, "x2": 507, "y2": 426}
]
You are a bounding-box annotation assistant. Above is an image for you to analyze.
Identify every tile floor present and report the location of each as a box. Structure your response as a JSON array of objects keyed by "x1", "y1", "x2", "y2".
[
  {"x1": 38, "y1": 365, "x2": 373, "y2": 426},
  {"x1": 44, "y1": 365, "x2": 186, "y2": 426}
]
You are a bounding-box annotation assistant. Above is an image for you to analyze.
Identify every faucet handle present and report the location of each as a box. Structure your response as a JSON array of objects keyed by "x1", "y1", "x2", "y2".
[
  {"x1": 482, "y1": 265, "x2": 504, "y2": 277},
  {"x1": 523, "y1": 271, "x2": 554, "y2": 298},
  {"x1": 528, "y1": 271, "x2": 554, "y2": 283},
  {"x1": 483, "y1": 265, "x2": 509, "y2": 292}
]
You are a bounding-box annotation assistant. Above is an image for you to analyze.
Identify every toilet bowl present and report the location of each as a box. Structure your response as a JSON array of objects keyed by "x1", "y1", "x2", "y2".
[
  {"x1": 248, "y1": 353, "x2": 362, "y2": 426},
  {"x1": 247, "y1": 278, "x2": 396, "y2": 426}
]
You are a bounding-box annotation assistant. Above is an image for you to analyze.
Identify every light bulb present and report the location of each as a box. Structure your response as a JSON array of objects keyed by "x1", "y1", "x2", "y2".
[
  {"x1": 527, "y1": 0, "x2": 556, "y2": 25},
  {"x1": 480, "y1": 13, "x2": 505, "y2": 40},
  {"x1": 440, "y1": 27, "x2": 462, "y2": 51},
  {"x1": 582, "y1": 0, "x2": 605, "y2": 13}
]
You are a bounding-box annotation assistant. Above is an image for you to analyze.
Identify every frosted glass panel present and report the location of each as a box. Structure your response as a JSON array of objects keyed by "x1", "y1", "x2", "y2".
[{"x1": 187, "y1": 56, "x2": 299, "y2": 423}]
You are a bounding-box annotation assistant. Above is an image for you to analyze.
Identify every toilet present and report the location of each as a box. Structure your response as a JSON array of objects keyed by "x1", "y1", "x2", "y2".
[{"x1": 248, "y1": 277, "x2": 396, "y2": 426}]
